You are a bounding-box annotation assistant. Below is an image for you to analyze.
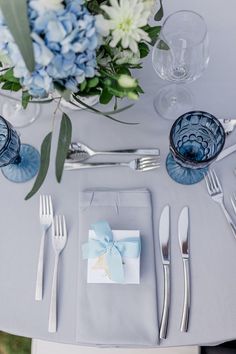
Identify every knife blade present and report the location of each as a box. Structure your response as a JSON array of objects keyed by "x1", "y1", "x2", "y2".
[
  {"x1": 178, "y1": 206, "x2": 190, "y2": 332},
  {"x1": 159, "y1": 205, "x2": 170, "y2": 339}
]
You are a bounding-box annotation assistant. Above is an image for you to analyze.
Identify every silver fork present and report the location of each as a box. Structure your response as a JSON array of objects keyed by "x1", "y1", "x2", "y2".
[
  {"x1": 205, "y1": 169, "x2": 236, "y2": 238},
  {"x1": 35, "y1": 195, "x2": 53, "y2": 301},
  {"x1": 64, "y1": 156, "x2": 160, "y2": 172},
  {"x1": 48, "y1": 215, "x2": 67, "y2": 333}
]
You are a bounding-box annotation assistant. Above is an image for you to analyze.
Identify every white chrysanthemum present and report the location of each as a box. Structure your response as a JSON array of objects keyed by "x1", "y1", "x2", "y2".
[
  {"x1": 100, "y1": 0, "x2": 151, "y2": 53},
  {"x1": 143, "y1": 0, "x2": 155, "y2": 12},
  {"x1": 30, "y1": 0, "x2": 64, "y2": 14}
]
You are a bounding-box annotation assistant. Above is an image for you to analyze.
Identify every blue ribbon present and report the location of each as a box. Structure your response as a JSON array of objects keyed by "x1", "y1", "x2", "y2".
[{"x1": 82, "y1": 221, "x2": 141, "y2": 283}]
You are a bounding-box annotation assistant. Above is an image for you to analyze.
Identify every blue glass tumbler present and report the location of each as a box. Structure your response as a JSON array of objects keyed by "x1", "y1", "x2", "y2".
[
  {"x1": 166, "y1": 111, "x2": 225, "y2": 184},
  {"x1": 0, "y1": 115, "x2": 40, "y2": 182}
]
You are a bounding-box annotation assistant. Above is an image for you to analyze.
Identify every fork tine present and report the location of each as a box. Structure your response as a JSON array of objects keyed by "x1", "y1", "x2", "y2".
[
  {"x1": 62, "y1": 215, "x2": 66, "y2": 237},
  {"x1": 142, "y1": 164, "x2": 160, "y2": 171},
  {"x1": 39, "y1": 195, "x2": 43, "y2": 216},
  {"x1": 49, "y1": 195, "x2": 53, "y2": 216},
  {"x1": 58, "y1": 215, "x2": 63, "y2": 237},
  {"x1": 45, "y1": 195, "x2": 49, "y2": 215},
  {"x1": 209, "y1": 170, "x2": 217, "y2": 191},
  {"x1": 55, "y1": 215, "x2": 59, "y2": 236},
  {"x1": 212, "y1": 169, "x2": 222, "y2": 193},
  {"x1": 204, "y1": 172, "x2": 212, "y2": 194},
  {"x1": 42, "y1": 195, "x2": 46, "y2": 215}
]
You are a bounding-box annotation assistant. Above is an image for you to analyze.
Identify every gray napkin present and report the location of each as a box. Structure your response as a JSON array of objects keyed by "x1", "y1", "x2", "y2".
[{"x1": 76, "y1": 189, "x2": 159, "y2": 346}]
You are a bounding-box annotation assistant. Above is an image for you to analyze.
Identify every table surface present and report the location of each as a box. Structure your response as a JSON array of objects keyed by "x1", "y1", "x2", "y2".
[{"x1": 1, "y1": 0, "x2": 236, "y2": 347}]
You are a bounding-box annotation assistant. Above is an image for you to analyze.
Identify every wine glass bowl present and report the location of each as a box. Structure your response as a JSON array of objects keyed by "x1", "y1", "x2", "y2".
[
  {"x1": 0, "y1": 116, "x2": 40, "y2": 182},
  {"x1": 152, "y1": 10, "x2": 209, "y2": 83},
  {"x1": 152, "y1": 10, "x2": 210, "y2": 120},
  {"x1": 166, "y1": 111, "x2": 225, "y2": 184}
]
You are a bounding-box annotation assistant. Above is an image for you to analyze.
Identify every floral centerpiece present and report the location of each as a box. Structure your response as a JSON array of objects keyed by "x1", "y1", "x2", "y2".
[{"x1": 0, "y1": 0, "x2": 163, "y2": 198}]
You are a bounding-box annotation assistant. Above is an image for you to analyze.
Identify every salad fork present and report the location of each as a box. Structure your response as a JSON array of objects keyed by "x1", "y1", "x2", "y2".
[
  {"x1": 205, "y1": 169, "x2": 236, "y2": 238},
  {"x1": 35, "y1": 195, "x2": 53, "y2": 301},
  {"x1": 48, "y1": 215, "x2": 67, "y2": 333},
  {"x1": 64, "y1": 156, "x2": 160, "y2": 172}
]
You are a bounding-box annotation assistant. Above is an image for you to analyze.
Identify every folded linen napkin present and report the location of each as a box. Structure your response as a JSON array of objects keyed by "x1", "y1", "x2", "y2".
[{"x1": 76, "y1": 189, "x2": 159, "y2": 346}]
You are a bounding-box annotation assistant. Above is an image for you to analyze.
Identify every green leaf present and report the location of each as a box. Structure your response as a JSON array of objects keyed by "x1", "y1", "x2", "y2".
[
  {"x1": 99, "y1": 88, "x2": 113, "y2": 104},
  {"x1": 56, "y1": 113, "x2": 72, "y2": 183},
  {"x1": 136, "y1": 85, "x2": 144, "y2": 94},
  {"x1": 0, "y1": 68, "x2": 19, "y2": 82},
  {"x1": 144, "y1": 25, "x2": 161, "y2": 46},
  {"x1": 0, "y1": 0, "x2": 35, "y2": 72},
  {"x1": 1, "y1": 81, "x2": 21, "y2": 91},
  {"x1": 87, "y1": 77, "x2": 99, "y2": 88},
  {"x1": 157, "y1": 39, "x2": 170, "y2": 50},
  {"x1": 54, "y1": 82, "x2": 71, "y2": 101},
  {"x1": 21, "y1": 90, "x2": 31, "y2": 109},
  {"x1": 25, "y1": 132, "x2": 52, "y2": 200},
  {"x1": 154, "y1": 0, "x2": 164, "y2": 21},
  {"x1": 138, "y1": 43, "x2": 149, "y2": 58},
  {"x1": 80, "y1": 80, "x2": 87, "y2": 91}
]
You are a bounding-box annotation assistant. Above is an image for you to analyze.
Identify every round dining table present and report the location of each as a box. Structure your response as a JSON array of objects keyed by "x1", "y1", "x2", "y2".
[{"x1": 0, "y1": 0, "x2": 236, "y2": 348}]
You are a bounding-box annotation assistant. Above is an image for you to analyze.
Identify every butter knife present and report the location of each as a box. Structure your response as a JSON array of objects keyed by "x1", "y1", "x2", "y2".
[
  {"x1": 159, "y1": 205, "x2": 170, "y2": 339},
  {"x1": 178, "y1": 206, "x2": 190, "y2": 332}
]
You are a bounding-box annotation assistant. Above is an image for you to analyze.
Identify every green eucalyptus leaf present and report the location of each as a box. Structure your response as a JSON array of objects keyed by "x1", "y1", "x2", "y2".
[
  {"x1": 154, "y1": 0, "x2": 164, "y2": 21},
  {"x1": 1, "y1": 81, "x2": 21, "y2": 91},
  {"x1": 25, "y1": 132, "x2": 52, "y2": 200},
  {"x1": 56, "y1": 113, "x2": 72, "y2": 183},
  {"x1": 54, "y1": 82, "x2": 71, "y2": 101},
  {"x1": 157, "y1": 39, "x2": 170, "y2": 50},
  {"x1": 99, "y1": 88, "x2": 113, "y2": 104},
  {"x1": 0, "y1": 0, "x2": 35, "y2": 72},
  {"x1": 22, "y1": 91, "x2": 31, "y2": 109}
]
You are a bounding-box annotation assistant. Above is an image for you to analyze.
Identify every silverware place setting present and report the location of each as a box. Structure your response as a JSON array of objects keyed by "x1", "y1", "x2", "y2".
[
  {"x1": 64, "y1": 156, "x2": 160, "y2": 172},
  {"x1": 67, "y1": 142, "x2": 160, "y2": 163}
]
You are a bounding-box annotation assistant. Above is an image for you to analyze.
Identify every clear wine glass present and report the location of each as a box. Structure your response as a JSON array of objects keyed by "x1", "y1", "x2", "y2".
[
  {"x1": 152, "y1": 10, "x2": 209, "y2": 120},
  {"x1": 0, "y1": 91, "x2": 41, "y2": 128},
  {"x1": 0, "y1": 115, "x2": 40, "y2": 182}
]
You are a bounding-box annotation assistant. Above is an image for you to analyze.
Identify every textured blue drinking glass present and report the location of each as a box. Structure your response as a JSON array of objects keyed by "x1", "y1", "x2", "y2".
[
  {"x1": 166, "y1": 111, "x2": 225, "y2": 184},
  {"x1": 0, "y1": 115, "x2": 40, "y2": 182}
]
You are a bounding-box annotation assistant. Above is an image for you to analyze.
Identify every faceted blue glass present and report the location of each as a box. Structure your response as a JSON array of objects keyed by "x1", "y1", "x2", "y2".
[
  {"x1": 166, "y1": 111, "x2": 226, "y2": 184},
  {"x1": 0, "y1": 116, "x2": 40, "y2": 183}
]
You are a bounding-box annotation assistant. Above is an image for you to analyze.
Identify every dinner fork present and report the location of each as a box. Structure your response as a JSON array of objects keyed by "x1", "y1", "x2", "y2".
[
  {"x1": 64, "y1": 156, "x2": 160, "y2": 172},
  {"x1": 48, "y1": 215, "x2": 67, "y2": 333},
  {"x1": 205, "y1": 169, "x2": 236, "y2": 238},
  {"x1": 35, "y1": 195, "x2": 53, "y2": 301}
]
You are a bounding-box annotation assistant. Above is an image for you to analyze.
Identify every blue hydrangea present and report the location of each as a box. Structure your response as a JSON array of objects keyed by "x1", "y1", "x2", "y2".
[{"x1": 0, "y1": 0, "x2": 98, "y2": 97}]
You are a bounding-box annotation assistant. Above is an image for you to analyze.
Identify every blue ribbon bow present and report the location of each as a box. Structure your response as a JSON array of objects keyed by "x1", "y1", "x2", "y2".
[{"x1": 82, "y1": 221, "x2": 141, "y2": 283}]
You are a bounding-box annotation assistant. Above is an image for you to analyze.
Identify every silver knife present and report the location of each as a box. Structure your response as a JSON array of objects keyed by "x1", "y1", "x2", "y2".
[
  {"x1": 178, "y1": 206, "x2": 190, "y2": 332},
  {"x1": 159, "y1": 205, "x2": 170, "y2": 339},
  {"x1": 216, "y1": 143, "x2": 236, "y2": 162}
]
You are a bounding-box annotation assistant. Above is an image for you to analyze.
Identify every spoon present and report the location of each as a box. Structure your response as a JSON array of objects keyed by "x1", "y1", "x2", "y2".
[{"x1": 67, "y1": 142, "x2": 160, "y2": 163}]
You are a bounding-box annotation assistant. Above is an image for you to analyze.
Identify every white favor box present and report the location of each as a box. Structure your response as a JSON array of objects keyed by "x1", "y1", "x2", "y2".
[{"x1": 87, "y1": 230, "x2": 140, "y2": 284}]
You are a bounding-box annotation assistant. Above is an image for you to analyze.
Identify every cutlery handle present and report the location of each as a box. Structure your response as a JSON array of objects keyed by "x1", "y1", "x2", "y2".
[
  {"x1": 64, "y1": 162, "x2": 126, "y2": 170},
  {"x1": 96, "y1": 149, "x2": 160, "y2": 156},
  {"x1": 181, "y1": 258, "x2": 190, "y2": 332},
  {"x1": 220, "y1": 201, "x2": 236, "y2": 238},
  {"x1": 216, "y1": 143, "x2": 236, "y2": 162},
  {"x1": 35, "y1": 230, "x2": 46, "y2": 301},
  {"x1": 160, "y1": 264, "x2": 170, "y2": 339},
  {"x1": 48, "y1": 255, "x2": 59, "y2": 333}
]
